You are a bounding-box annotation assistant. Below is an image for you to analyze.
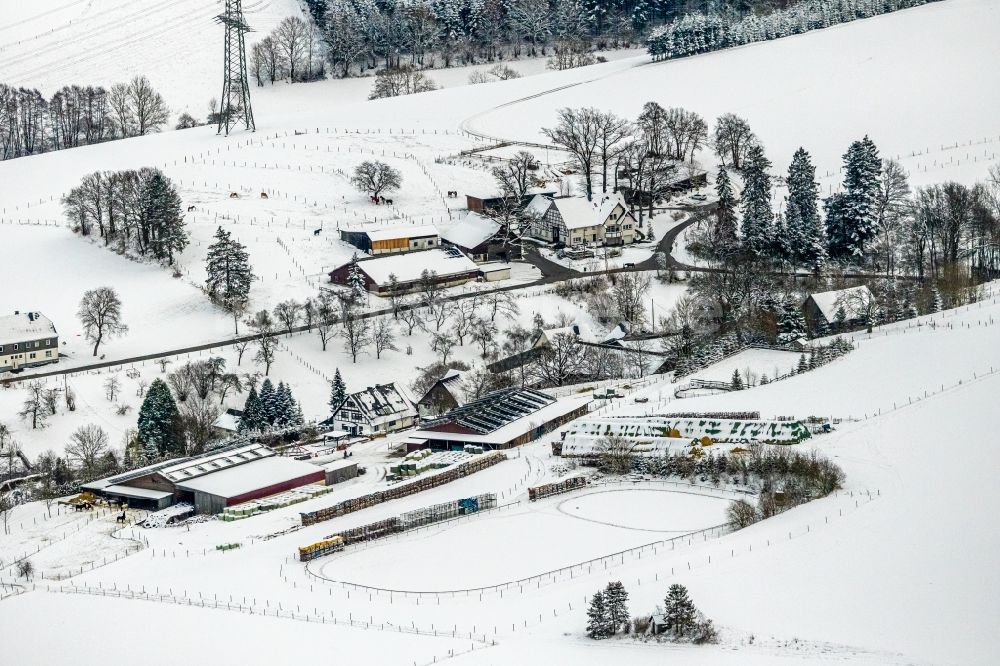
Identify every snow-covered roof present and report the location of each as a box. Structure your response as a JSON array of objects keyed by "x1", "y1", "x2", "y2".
[
  {"x1": 103, "y1": 484, "x2": 173, "y2": 501},
  {"x1": 439, "y1": 213, "x2": 500, "y2": 249},
  {"x1": 412, "y1": 394, "x2": 591, "y2": 445},
  {"x1": 347, "y1": 383, "x2": 417, "y2": 423},
  {"x1": 0, "y1": 311, "x2": 56, "y2": 344},
  {"x1": 81, "y1": 457, "x2": 193, "y2": 492},
  {"x1": 174, "y1": 456, "x2": 322, "y2": 499},
  {"x1": 477, "y1": 262, "x2": 511, "y2": 274},
  {"x1": 321, "y1": 459, "x2": 358, "y2": 472},
  {"x1": 808, "y1": 285, "x2": 874, "y2": 322},
  {"x1": 160, "y1": 443, "x2": 274, "y2": 483},
  {"x1": 349, "y1": 224, "x2": 439, "y2": 242},
  {"x1": 524, "y1": 194, "x2": 553, "y2": 219},
  {"x1": 352, "y1": 248, "x2": 480, "y2": 285},
  {"x1": 595, "y1": 194, "x2": 631, "y2": 222},
  {"x1": 421, "y1": 387, "x2": 556, "y2": 435},
  {"x1": 536, "y1": 323, "x2": 596, "y2": 347},
  {"x1": 212, "y1": 408, "x2": 243, "y2": 432}
]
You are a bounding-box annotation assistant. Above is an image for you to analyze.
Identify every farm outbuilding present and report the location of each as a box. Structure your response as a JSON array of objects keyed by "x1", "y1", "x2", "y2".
[
  {"x1": 80, "y1": 443, "x2": 328, "y2": 514},
  {"x1": 174, "y1": 456, "x2": 325, "y2": 515},
  {"x1": 322, "y1": 460, "x2": 359, "y2": 486},
  {"x1": 411, "y1": 389, "x2": 591, "y2": 451},
  {"x1": 340, "y1": 224, "x2": 440, "y2": 255},
  {"x1": 803, "y1": 285, "x2": 874, "y2": 332},
  {"x1": 327, "y1": 247, "x2": 481, "y2": 294},
  {"x1": 416, "y1": 369, "x2": 466, "y2": 418},
  {"x1": 439, "y1": 212, "x2": 520, "y2": 262}
]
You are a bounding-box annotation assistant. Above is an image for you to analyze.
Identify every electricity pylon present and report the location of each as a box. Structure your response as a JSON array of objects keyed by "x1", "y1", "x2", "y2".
[{"x1": 215, "y1": 0, "x2": 255, "y2": 135}]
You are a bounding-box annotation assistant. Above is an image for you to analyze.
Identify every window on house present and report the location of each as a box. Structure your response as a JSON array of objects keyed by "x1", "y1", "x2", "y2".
[
  {"x1": 30, "y1": 352, "x2": 36, "y2": 359},
  {"x1": 13, "y1": 344, "x2": 17, "y2": 351},
  {"x1": 45, "y1": 351, "x2": 52, "y2": 358}
]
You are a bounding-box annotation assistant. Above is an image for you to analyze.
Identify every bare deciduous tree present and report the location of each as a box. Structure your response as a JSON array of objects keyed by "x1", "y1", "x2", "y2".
[
  {"x1": 247, "y1": 310, "x2": 279, "y2": 375},
  {"x1": 78, "y1": 286, "x2": 128, "y2": 356},
  {"x1": 612, "y1": 271, "x2": 651, "y2": 327},
  {"x1": 598, "y1": 433, "x2": 637, "y2": 474},
  {"x1": 398, "y1": 299, "x2": 424, "y2": 335},
  {"x1": 371, "y1": 316, "x2": 398, "y2": 359},
  {"x1": 368, "y1": 65, "x2": 438, "y2": 99},
  {"x1": 18, "y1": 381, "x2": 47, "y2": 429},
  {"x1": 275, "y1": 16, "x2": 309, "y2": 81},
  {"x1": 273, "y1": 299, "x2": 302, "y2": 335},
  {"x1": 341, "y1": 310, "x2": 372, "y2": 363},
  {"x1": 315, "y1": 292, "x2": 338, "y2": 351},
  {"x1": 543, "y1": 107, "x2": 603, "y2": 200},
  {"x1": 713, "y1": 113, "x2": 756, "y2": 170},
  {"x1": 66, "y1": 424, "x2": 109, "y2": 479},
  {"x1": 596, "y1": 112, "x2": 632, "y2": 194},
  {"x1": 451, "y1": 299, "x2": 477, "y2": 346},
  {"x1": 351, "y1": 160, "x2": 402, "y2": 200},
  {"x1": 727, "y1": 498, "x2": 758, "y2": 529},
  {"x1": 430, "y1": 332, "x2": 456, "y2": 365},
  {"x1": 103, "y1": 375, "x2": 122, "y2": 402},
  {"x1": 127, "y1": 75, "x2": 169, "y2": 136}
]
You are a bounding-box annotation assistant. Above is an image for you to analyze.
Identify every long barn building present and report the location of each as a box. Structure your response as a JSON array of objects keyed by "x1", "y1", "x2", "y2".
[{"x1": 81, "y1": 443, "x2": 325, "y2": 513}]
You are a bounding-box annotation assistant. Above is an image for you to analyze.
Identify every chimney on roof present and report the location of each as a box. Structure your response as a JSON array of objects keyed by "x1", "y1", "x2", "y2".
[
  {"x1": 14, "y1": 310, "x2": 19, "y2": 315},
  {"x1": 28, "y1": 312, "x2": 34, "y2": 322}
]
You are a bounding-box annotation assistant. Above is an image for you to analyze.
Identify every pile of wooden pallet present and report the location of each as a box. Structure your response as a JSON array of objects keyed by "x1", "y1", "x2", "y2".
[
  {"x1": 298, "y1": 493, "x2": 499, "y2": 561},
  {"x1": 297, "y1": 536, "x2": 345, "y2": 561},
  {"x1": 528, "y1": 476, "x2": 588, "y2": 501},
  {"x1": 300, "y1": 451, "x2": 506, "y2": 527}
]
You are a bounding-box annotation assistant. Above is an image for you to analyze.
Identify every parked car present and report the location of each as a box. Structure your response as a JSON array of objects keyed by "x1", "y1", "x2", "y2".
[
  {"x1": 634, "y1": 396, "x2": 649, "y2": 403},
  {"x1": 691, "y1": 193, "x2": 708, "y2": 201},
  {"x1": 623, "y1": 262, "x2": 635, "y2": 268}
]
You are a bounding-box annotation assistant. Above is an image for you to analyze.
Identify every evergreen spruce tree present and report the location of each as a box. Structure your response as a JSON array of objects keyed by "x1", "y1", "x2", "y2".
[
  {"x1": 258, "y1": 378, "x2": 277, "y2": 427},
  {"x1": 739, "y1": 144, "x2": 774, "y2": 256},
  {"x1": 664, "y1": 584, "x2": 697, "y2": 638},
  {"x1": 603, "y1": 581, "x2": 630, "y2": 634},
  {"x1": 329, "y1": 368, "x2": 348, "y2": 414},
  {"x1": 777, "y1": 301, "x2": 807, "y2": 344},
  {"x1": 205, "y1": 227, "x2": 255, "y2": 332},
  {"x1": 137, "y1": 378, "x2": 184, "y2": 457},
  {"x1": 834, "y1": 305, "x2": 847, "y2": 331},
  {"x1": 797, "y1": 354, "x2": 809, "y2": 373},
  {"x1": 347, "y1": 253, "x2": 367, "y2": 302},
  {"x1": 713, "y1": 165, "x2": 738, "y2": 249},
  {"x1": 772, "y1": 209, "x2": 791, "y2": 260},
  {"x1": 928, "y1": 285, "x2": 943, "y2": 313},
  {"x1": 832, "y1": 136, "x2": 881, "y2": 259},
  {"x1": 824, "y1": 191, "x2": 851, "y2": 259},
  {"x1": 239, "y1": 385, "x2": 263, "y2": 433},
  {"x1": 144, "y1": 170, "x2": 188, "y2": 264},
  {"x1": 730, "y1": 369, "x2": 744, "y2": 390},
  {"x1": 786, "y1": 147, "x2": 823, "y2": 268},
  {"x1": 274, "y1": 382, "x2": 294, "y2": 427},
  {"x1": 586, "y1": 590, "x2": 611, "y2": 639}
]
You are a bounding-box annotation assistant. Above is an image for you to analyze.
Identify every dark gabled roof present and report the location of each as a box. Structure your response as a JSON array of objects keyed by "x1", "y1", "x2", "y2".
[{"x1": 422, "y1": 387, "x2": 555, "y2": 435}]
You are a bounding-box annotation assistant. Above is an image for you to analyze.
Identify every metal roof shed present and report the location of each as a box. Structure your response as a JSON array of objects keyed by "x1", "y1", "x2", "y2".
[{"x1": 174, "y1": 457, "x2": 325, "y2": 514}]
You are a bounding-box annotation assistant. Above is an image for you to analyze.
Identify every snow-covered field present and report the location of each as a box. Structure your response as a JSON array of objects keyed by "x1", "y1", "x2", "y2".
[
  {"x1": 468, "y1": 0, "x2": 1000, "y2": 191},
  {"x1": 2, "y1": 1, "x2": 1000, "y2": 664}
]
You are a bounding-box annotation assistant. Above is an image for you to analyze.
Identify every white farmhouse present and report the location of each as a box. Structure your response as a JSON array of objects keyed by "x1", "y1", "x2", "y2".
[
  {"x1": 526, "y1": 194, "x2": 639, "y2": 247},
  {"x1": 0, "y1": 311, "x2": 58, "y2": 373}
]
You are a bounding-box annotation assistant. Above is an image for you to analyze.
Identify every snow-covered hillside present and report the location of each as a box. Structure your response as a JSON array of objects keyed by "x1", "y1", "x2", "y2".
[
  {"x1": 2, "y1": 2, "x2": 999, "y2": 664},
  {"x1": 0, "y1": 0, "x2": 306, "y2": 115},
  {"x1": 3, "y1": 283, "x2": 999, "y2": 665}
]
